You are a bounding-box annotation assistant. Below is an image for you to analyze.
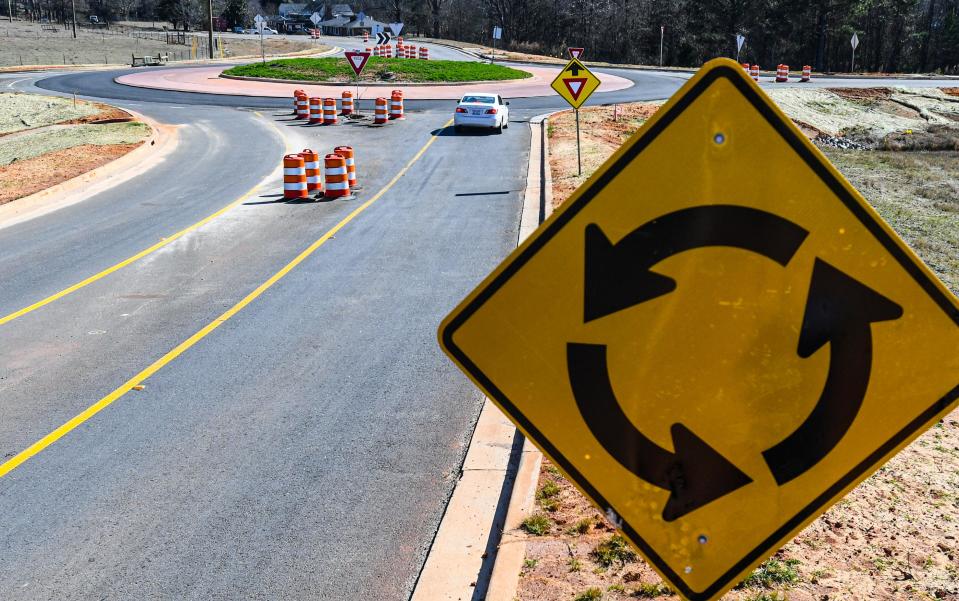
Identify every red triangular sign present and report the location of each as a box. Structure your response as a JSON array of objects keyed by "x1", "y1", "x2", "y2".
[
  {"x1": 344, "y1": 51, "x2": 371, "y2": 76},
  {"x1": 563, "y1": 77, "x2": 588, "y2": 101},
  {"x1": 568, "y1": 47, "x2": 584, "y2": 59}
]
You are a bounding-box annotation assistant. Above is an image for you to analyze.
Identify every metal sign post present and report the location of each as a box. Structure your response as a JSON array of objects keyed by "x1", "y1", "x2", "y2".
[
  {"x1": 492, "y1": 26, "x2": 502, "y2": 64},
  {"x1": 255, "y1": 15, "x2": 265, "y2": 63},
  {"x1": 575, "y1": 108, "x2": 581, "y2": 175},
  {"x1": 660, "y1": 25, "x2": 664, "y2": 66},
  {"x1": 850, "y1": 32, "x2": 859, "y2": 72}
]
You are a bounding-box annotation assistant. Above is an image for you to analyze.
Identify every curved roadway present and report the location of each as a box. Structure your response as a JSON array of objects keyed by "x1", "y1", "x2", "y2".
[{"x1": 0, "y1": 40, "x2": 953, "y2": 599}]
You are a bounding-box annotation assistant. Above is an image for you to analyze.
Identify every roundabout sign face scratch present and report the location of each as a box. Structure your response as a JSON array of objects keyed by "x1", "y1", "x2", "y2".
[{"x1": 439, "y1": 58, "x2": 959, "y2": 600}]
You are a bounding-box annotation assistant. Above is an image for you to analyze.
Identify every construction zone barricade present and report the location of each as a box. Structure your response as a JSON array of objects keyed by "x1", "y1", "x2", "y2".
[
  {"x1": 801, "y1": 65, "x2": 812, "y2": 82},
  {"x1": 334, "y1": 145, "x2": 359, "y2": 190},
  {"x1": 295, "y1": 93, "x2": 309, "y2": 119},
  {"x1": 750, "y1": 64, "x2": 760, "y2": 81},
  {"x1": 308, "y1": 97, "x2": 322, "y2": 124},
  {"x1": 323, "y1": 98, "x2": 338, "y2": 125},
  {"x1": 374, "y1": 97, "x2": 389, "y2": 125},
  {"x1": 323, "y1": 154, "x2": 355, "y2": 200},
  {"x1": 363, "y1": 31, "x2": 369, "y2": 43},
  {"x1": 776, "y1": 64, "x2": 789, "y2": 82},
  {"x1": 389, "y1": 90, "x2": 405, "y2": 120},
  {"x1": 293, "y1": 89, "x2": 305, "y2": 115},
  {"x1": 299, "y1": 148, "x2": 323, "y2": 194},
  {"x1": 419, "y1": 46, "x2": 429, "y2": 60},
  {"x1": 341, "y1": 91, "x2": 354, "y2": 116},
  {"x1": 283, "y1": 154, "x2": 309, "y2": 200}
]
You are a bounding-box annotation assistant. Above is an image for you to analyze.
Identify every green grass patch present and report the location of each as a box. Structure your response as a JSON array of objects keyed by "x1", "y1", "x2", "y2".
[
  {"x1": 590, "y1": 534, "x2": 637, "y2": 567},
  {"x1": 737, "y1": 558, "x2": 801, "y2": 589},
  {"x1": 222, "y1": 57, "x2": 531, "y2": 83},
  {"x1": 521, "y1": 512, "x2": 552, "y2": 536},
  {"x1": 573, "y1": 587, "x2": 603, "y2": 601},
  {"x1": 632, "y1": 582, "x2": 672, "y2": 598}
]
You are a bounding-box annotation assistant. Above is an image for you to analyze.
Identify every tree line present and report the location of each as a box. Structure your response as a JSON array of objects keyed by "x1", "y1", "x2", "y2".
[{"x1": 7, "y1": 0, "x2": 959, "y2": 73}]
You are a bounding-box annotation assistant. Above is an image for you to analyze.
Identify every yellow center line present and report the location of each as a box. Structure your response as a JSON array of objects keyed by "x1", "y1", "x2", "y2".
[
  {"x1": 0, "y1": 111, "x2": 289, "y2": 328},
  {"x1": 0, "y1": 119, "x2": 452, "y2": 479}
]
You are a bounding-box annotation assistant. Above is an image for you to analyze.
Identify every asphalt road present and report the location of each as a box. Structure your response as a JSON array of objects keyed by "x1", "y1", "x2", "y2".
[{"x1": 2, "y1": 40, "x2": 956, "y2": 599}]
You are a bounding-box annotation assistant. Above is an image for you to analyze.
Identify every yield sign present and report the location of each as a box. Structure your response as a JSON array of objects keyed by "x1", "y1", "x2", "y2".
[
  {"x1": 439, "y1": 58, "x2": 959, "y2": 600},
  {"x1": 568, "y1": 47, "x2": 584, "y2": 59},
  {"x1": 344, "y1": 50, "x2": 371, "y2": 76},
  {"x1": 550, "y1": 58, "x2": 600, "y2": 109},
  {"x1": 562, "y1": 78, "x2": 588, "y2": 101}
]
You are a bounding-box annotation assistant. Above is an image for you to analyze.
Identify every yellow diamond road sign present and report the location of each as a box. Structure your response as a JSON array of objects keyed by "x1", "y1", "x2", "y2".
[
  {"x1": 551, "y1": 57, "x2": 601, "y2": 109},
  {"x1": 439, "y1": 58, "x2": 959, "y2": 600}
]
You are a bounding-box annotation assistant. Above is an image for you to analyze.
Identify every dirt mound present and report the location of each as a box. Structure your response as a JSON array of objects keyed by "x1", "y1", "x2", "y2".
[{"x1": 830, "y1": 87, "x2": 894, "y2": 102}]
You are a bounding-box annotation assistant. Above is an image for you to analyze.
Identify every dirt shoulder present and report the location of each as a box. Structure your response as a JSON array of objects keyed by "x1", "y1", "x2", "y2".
[
  {"x1": 0, "y1": 93, "x2": 150, "y2": 204},
  {"x1": 517, "y1": 92, "x2": 959, "y2": 601}
]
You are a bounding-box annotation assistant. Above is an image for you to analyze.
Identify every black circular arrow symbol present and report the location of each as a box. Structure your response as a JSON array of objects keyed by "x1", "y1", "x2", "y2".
[{"x1": 568, "y1": 205, "x2": 903, "y2": 521}]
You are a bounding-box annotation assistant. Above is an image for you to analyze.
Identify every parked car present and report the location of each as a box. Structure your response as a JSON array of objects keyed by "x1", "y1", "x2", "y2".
[
  {"x1": 245, "y1": 27, "x2": 277, "y2": 34},
  {"x1": 232, "y1": 26, "x2": 244, "y2": 34},
  {"x1": 453, "y1": 93, "x2": 510, "y2": 133}
]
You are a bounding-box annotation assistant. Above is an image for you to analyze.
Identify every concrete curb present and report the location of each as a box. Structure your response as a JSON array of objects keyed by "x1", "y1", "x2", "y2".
[
  {"x1": 221, "y1": 71, "x2": 534, "y2": 87},
  {"x1": 484, "y1": 112, "x2": 557, "y2": 601},
  {"x1": 409, "y1": 112, "x2": 556, "y2": 601},
  {"x1": 0, "y1": 108, "x2": 178, "y2": 230}
]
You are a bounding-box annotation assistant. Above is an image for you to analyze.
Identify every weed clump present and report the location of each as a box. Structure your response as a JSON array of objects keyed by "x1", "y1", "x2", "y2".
[
  {"x1": 590, "y1": 534, "x2": 637, "y2": 567},
  {"x1": 521, "y1": 512, "x2": 552, "y2": 536}
]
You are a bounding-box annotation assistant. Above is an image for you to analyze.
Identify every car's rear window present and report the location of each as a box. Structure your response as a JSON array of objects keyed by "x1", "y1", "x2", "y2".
[{"x1": 461, "y1": 96, "x2": 495, "y2": 104}]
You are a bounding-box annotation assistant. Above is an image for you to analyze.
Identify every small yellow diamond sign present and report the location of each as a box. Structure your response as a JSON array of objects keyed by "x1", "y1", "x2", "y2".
[
  {"x1": 550, "y1": 57, "x2": 601, "y2": 109},
  {"x1": 440, "y1": 58, "x2": 959, "y2": 600}
]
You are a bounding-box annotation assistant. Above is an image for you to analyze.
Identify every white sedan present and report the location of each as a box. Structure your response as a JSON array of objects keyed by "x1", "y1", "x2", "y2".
[{"x1": 454, "y1": 93, "x2": 510, "y2": 133}]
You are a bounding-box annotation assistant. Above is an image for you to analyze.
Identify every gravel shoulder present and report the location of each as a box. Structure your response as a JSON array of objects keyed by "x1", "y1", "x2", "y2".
[{"x1": 517, "y1": 90, "x2": 959, "y2": 601}]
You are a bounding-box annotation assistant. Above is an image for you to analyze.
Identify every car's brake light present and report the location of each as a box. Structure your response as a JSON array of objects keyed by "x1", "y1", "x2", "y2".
[
  {"x1": 455, "y1": 107, "x2": 468, "y2": 113},
  {"x1": 485, "y1": 108, "x2": 498, "y2": 114}
]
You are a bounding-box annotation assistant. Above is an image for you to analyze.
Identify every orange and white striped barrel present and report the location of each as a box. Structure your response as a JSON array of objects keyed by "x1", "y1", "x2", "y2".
[
  {"x1": 293, "y1": 89, "x2": 305, "y2": 115},
  {"x1": 776, "y1": 64, "x2": 789, "y2": 82},
  {"x1": 366, "y1": 46, "x2": 373, "y2": 54},
  {"x1": 374, "y1": 97, "x2": 389, "y2": 124},
  {"x1": 363, "y1": 31, "x2": 369, "y2": 43},
  {"x1": 801, "y1": 65, "x2": 812, "y2": 82},
  {"x1": 299, "y1": 148, "x2": 322, "y2": 193},
  {"x1": 750, "y1": 64, "x2": 760, "y2": 81},
  {"x1": 408, "y1": 46, "x2": 416, "y2": 59},
  {"x1": 334, "y1": 145, "x2": 357, "y2": 189},
  {"x1": 419, "y1": 46, "x2": 429, "y2": 60},
  {"x1": 283, "y1": 154, "x2": 309, "y2": 199},
  {"x1": 384, "y1": 44, "x2": 392, "y2": 58},
  {"x1": 324, "y1": 154, "x2": 351, "y2": 198},
  {"x1": 397, "y1": 36, "x2": 403, "y2": 45},
  {"x1": 308, "y1": 97, "x2": 322, "y2": 124},
  {"x1": 741, "y1": 62, "x2": 749, "y2": 72},
  {"x1": 373, "y1": 45, "x2": 380, "y2": 57},
  {"x1": 295, "y1": 94, "x2": 309, "y2": 119},
  {"x1": 341, "y1": 90, "x2": 354, "y2": 115},
  {"x1": 389, "y1": 91, "x2": 404, "y2": 120},
  {"x1": 322, "y1": 98, "x2": 338, "y2": 125}
]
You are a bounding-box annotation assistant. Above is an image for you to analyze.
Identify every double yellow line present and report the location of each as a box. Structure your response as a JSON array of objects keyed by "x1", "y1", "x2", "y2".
[{"x1": 0, "y1": 119, "x2": 452, "y2": 479}]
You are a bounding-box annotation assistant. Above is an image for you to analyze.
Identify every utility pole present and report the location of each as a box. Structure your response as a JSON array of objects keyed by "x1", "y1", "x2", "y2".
[
  {"x1": 207, "y1": 0, "x2": 215, "y2": 60},
  {"x1": 71, "y1": 0, "x2": 77, "y2": 38},
  {"x1": 7, "y1": 0, "x2": 13, "y2": 23}
]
